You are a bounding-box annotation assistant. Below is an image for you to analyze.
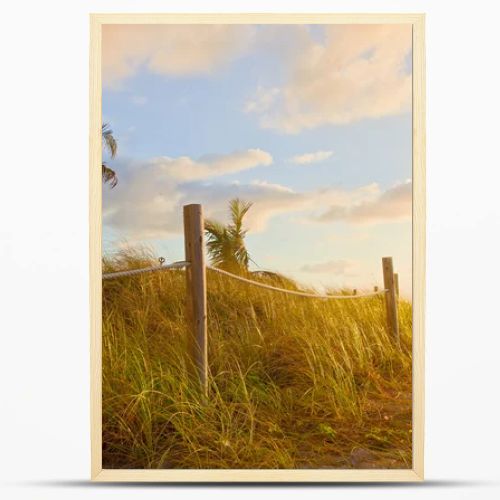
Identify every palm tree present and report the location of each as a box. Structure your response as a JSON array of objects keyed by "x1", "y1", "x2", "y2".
[
  {"x1": 205, "y1": 198, "x2": 253, "y2": 274},
  {"x1": 102, "y1": 123, "x2": 118, "y2": 188}
]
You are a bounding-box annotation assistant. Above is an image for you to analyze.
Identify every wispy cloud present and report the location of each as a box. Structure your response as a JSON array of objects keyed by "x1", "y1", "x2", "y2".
[
  {"x1": 289, "y1": 150, "x2": 333, "y2": 165},
  {"x1": 301, "y1": 259, "x2": 360, "y2": 276},
  {"x1": 244, "y1": 86, "x2": 280, "y2": 114},
  {"x1": 103, "y1": 152, "x2": 411, "y2": 241},
  {"x1": 148, "y1": 149, "x2": 273, "y2": 181},
  {"x1": 102, "y1": 24, "x2": 255, "y2": 88},
  {"x1": 316, "y1": 180, "x2": 412, "y2": 224},
  {"x1": 245, "y1": 25, "x2": 412, "y2": 133},
  {"x1": 103, "y1": 150, "x2": 272, "y2": 239}
]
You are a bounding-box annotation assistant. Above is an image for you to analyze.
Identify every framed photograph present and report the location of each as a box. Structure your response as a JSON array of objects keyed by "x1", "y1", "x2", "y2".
[{"x1": 90, "y1": 13, "x2": 425, "y2": 482}]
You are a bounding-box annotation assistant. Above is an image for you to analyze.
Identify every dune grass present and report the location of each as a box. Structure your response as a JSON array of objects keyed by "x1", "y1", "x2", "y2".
[{"x1": 102, "y1": 249, "x2": 412, "y2": 469}]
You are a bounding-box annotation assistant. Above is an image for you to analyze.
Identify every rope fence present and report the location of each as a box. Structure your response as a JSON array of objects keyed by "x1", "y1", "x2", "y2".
[
  {"x1": 103, "y1": 261, "x2": 387, "y2": 300},
  {"x1": 206, "y1": 265, "x2": 387, "y2": 299},
  {"x1": 101, "y1": 203, "x2": 401, "y2": 396},
  {"x1": 102, "y1": 260, "x2": 190, "y2": 280}
]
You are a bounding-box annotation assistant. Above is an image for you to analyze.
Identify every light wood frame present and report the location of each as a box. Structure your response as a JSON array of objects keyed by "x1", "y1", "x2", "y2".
[{"x1": 90, "y1": 13, "x2": 425, "y2": 482}]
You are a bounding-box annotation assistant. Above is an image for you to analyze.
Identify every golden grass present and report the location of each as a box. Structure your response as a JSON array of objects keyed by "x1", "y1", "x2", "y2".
[{"x1": 102, "y1": 249, "x2": 412, "y2": 469}]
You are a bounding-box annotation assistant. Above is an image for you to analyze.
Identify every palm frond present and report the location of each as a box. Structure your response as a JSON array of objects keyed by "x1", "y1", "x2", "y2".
[
  {"x1": 205, "y1": 219, "x2": 227, "y2": 240},
  {"x1": 102, "y1": 123, "x2": 118, "y2": 188},
  {"x1": 229, "y1": 198, "x2": 253, "y2": 233},
  {"x1": 102, "y1": 123, "x2": 117, "y2": 158},
  {"x1": 204, "y1": 199, "x2": 253, "y2": 274},
  {"x1": 204, "y1": 220, "x2": 230, "y2": 268},
  {"x1": 102, "y1": 163, "x2": 118, "y2": 188}
]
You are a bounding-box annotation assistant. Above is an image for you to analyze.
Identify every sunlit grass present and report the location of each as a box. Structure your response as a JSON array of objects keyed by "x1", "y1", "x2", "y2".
[{"x1": 102, "y1": 248, "x2": 412, "y2": 469}]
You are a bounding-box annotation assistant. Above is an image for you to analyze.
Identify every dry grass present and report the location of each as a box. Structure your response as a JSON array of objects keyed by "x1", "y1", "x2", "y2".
[{"x1": 102, "y1": 248, "x2": 412, "y2": 469}]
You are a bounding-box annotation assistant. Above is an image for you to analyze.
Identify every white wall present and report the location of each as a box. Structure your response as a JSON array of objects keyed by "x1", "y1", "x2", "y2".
[{"x1": 1, "y1": 1, "x2": 499, "y2": 499}]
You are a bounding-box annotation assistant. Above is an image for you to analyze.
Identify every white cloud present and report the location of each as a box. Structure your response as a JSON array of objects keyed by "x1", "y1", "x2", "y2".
[
  {"x1": 102, "y1": 24, "x2": 255, "y2": 87},
  {"x1": 316, "y1": 180, "x2": 412, "y2": 224},
  {"x1": 103, "y1": 149, "x2": 273, "y2": 239},
  {"x1": 244, "y1": 86, "x2": 280, "y2": 114},
  {"x1": 148, "y1": 149, "x2": 272, "y2": 181},
  {"x1": 289, "y1": 150, "x2": 333, "y2": 165},
  {"x1": 250, "y1": 180, "x2": 294, "y2": 193},
  {"x1": 245, "y1": 25, "x2": 412, "y2": 133},
  {"x1": 103, "y1": 24, "x2": 411, "y2": 131},
  {"x1": 172, "y1": 180, "x2": 387, "y2": 233},
  {"x1": 104, "y1": 151, "x2": 411, "y2": 241},
  {"x1": 301, "y1": 259, "x2": 360, "y2": 276}
]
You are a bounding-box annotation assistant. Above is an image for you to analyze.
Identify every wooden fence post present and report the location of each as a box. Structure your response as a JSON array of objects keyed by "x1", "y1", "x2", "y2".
[
  {"x1": 382, "y1": 257, "x2": 400, "y2": 345},
  {"x1": 183, "y1": 204, "x2": 208, "y2": 397},
  {"x1": 394, "y1": 273, "x2": 400, "y2": 301}
]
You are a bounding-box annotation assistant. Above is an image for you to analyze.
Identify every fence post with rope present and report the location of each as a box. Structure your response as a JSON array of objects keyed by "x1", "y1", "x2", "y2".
[
  {"x1": 102, "y1": 205, "x2": 403, "y2": 388},
  {"x1": 183, "y1": 204, "x2": 208, "y2": 398},
  {"x1": 382, "y1": 257, "x2": 400, "y2": 345}
]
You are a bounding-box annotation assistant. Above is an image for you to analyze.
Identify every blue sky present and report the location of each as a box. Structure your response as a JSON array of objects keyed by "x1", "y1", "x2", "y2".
[{"x1": 102, "y1": 24, "x2": 413, "y2": 296}]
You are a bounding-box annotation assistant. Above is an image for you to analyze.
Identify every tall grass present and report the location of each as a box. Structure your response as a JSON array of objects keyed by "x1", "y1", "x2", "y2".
[{"x1": 102, "y1": 249, "x2": 412, "y2": 469}]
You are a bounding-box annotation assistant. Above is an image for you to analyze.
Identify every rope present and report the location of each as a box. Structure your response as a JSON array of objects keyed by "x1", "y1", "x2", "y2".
[
  {"x1": 102, "y1": 260, "x2": 190, "y2": 281},
  {"x1": 102, "y1": 260, "x2": 387, "y2": 300},
  {"x1": 207, "y1": 265, "x2": 387, "y2": 300}
]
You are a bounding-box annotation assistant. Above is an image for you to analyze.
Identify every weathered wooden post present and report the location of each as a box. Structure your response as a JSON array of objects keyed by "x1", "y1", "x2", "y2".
[
  {"x1": 183, "y1": 204, "x2": 208, "y2": 397},
  {"x1": 382, "y1": 257, "x2": 400, "y2": 345},
  {"x1": 394, "y1": 273, "x2": 400, "y2": 301}
]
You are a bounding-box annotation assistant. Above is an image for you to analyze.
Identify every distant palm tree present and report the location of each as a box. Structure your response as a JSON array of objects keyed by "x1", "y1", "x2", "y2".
[
  {"x1": 205, "y1": 198, "x2": 253, "y2": 274},
  {"x1": 102, "y1": 123, "x2": 118, "y2": 188}
]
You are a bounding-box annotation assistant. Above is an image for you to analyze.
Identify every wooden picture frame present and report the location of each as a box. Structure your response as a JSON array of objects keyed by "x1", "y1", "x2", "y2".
[{"x1": 90, "y1": 12, "x2": 425, "y2": 482}]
